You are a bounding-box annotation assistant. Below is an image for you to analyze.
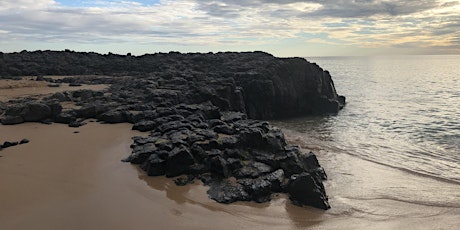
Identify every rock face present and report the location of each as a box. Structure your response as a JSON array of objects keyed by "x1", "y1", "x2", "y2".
[
  {"x1": 0, "y1": 51, "x2": 344, "y2": 118},
  {"x1": 0, "y1": 51, "x2": 345, "y2": 210}
]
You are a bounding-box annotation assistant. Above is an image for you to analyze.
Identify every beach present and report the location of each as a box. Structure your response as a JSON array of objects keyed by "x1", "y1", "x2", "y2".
[
  {"x1": 2, "y1": 122, "x2": 458, "y2": 230},
  {"x1": 1, "y1": 78, "x2": 459, "y2": 229},
  {"x1": 0, "y1": 122, "x2": 321, "y2": 230}
]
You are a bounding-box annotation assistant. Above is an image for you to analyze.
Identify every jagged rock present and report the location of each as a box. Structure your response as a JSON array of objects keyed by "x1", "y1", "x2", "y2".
[
  {"x1": 132, "y1": 120, "x2": 156, "y2": 132},
  {"x1": 23, "y1": 103, "x2": 51, "y2": 122},
  {"x1": 98, "y1": 110, "x2": 128, "y2": 123},
  {"x1": 2, "y1": 141, "x2": 19, "y2": 148},
  {"x1": 55, "y1": 111, "x2": 76, "y2": 124},
  {"x1": 174, "y1": 175, "x2": 195, "y2": 186},
  {"x1": 207, "y1": 179, "x2": 250, "y2": 203},
  {"x1": 47, "y1": 92, "x2": 72, "y2": 102},
  {"x1": 140, "y1": 154, "x2": 166, "y2": 176},
  {"x1": 165, "y1": 146, "x2": 195, "y2": 177},
  {"x1": 72, "y1": 90, "x2": 103, "y2": 101},
  {"x1": 213, "y1": 124, "x2": 235, "y2": 135},
  {"x1": 278, "y1": 145, "x2": 307, "y2": 177},
  {"x1": 0, "y1": 102, "x2": 6, "y2": 109},
  {"x1": 1, "y1": 115, "x2": 24, "y2": 125},
  {"x1": 127, "y1": 143, "x2": 157, "y2": 164},
  {"x1": 210, "y1": 155, "x2": 231, "y2": 178},
  {"x1": 287, "y1": 172, "x2": 330, "y2": 210},
  {"x1": 2, "y1": 103, "x2": 51, "y2": 123},
  {"x1": 19, "y1": 139, "x2": 30, "y2": 144},
  {"x1": 300, "y1": 151, "x2": 328, "y2": 180},
  {"x1": 221, "y1": 111, "x2": 247, "y2": 122},
  {"x1": 238, "y1": 169, "x2": 285, "y2": 202},
  {"x1": 77, "y1": 104, "x2": 108, "y2": 118},
  {"x1": 68, "y1": 121, "x2": 86, "y2": 128},
  {"x1": 234, "y1": 161, "x2": 272, "y2": 179}
]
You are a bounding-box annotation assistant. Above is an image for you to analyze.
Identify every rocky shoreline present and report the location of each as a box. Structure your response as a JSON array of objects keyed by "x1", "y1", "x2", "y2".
[{"x1": 0, "y1": 51, "x2": 344, "y2": 210}]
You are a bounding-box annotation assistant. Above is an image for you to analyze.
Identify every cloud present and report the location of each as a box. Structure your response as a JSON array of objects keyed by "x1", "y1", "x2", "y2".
[
  {"x1": 0, "y1": 0, "x2": 458, "y2": 55},
  {"x1": 307, "y1": 0, "x2": 439, "y2": 18},
  {"x1": 0, "y1": 0, "x2": 56, "y2": 9},
  {"x1": 195, "y1": 0, "x2": 440, "y2": 18}
]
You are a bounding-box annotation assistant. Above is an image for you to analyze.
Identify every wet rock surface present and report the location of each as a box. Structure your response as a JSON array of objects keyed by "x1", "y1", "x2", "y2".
[{"x1": 0, "y1": 51, "x2": 346, "y2": 209}]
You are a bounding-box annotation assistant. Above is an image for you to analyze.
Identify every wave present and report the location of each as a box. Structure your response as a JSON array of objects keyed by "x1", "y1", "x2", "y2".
[
  {"x1": 280, "y1": 125, "x2": 460, "y2": 186},
  {"x1": 344, "y1": 151, "x2": 460, "y2": 186},
  {"x1": 346, "y1": 195, "x2": 460, "y2": 209}
]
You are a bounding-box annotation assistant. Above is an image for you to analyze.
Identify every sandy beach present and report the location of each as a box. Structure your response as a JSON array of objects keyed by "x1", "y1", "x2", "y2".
[
  {"x1": 2, "y1": 122, "x2": 459, "y2": 230},
  {"x1": 1, "y1": 79, "x2": 459, "y2": 230}
]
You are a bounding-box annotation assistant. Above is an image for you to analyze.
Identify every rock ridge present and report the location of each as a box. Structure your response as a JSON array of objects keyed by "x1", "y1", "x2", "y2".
[{"x1": 0, "y1": 51, "x2": 345, "y2": 210}]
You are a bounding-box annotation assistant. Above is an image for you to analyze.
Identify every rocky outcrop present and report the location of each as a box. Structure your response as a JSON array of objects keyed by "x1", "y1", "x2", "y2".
[
  {"x1": 124, "y1": 108, "x2": 330, "y2": 209},
  {"x1": 1, "y1": 51, "x2": 344, "y2": 118},
  {"x1": 0, "y1": 51, "x2": 345, "y2": 210},
  {"x1": 1, "y1": 101, "x2": 61, "y2": 125}
]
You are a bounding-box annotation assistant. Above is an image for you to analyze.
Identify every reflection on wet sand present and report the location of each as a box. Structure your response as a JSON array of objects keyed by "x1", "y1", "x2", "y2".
[{"x1": 136, "y1": 164, "x2": 327, "y2": 229}]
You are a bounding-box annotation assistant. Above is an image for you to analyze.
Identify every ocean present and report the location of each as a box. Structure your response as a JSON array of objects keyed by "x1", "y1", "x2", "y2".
[{"x1": 272, "y1": 55, "x2": 460, "y2": 228}]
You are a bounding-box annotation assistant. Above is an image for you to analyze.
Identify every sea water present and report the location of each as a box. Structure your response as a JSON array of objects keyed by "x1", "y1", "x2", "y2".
[{"x1": 271, "y1": 55, "x2": 460, "y2": 228}]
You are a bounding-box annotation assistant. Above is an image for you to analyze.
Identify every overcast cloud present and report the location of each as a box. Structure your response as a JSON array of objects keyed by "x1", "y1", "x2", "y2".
[{"x1": 0, "y1": 0, "x2": 459, "y2": 56}]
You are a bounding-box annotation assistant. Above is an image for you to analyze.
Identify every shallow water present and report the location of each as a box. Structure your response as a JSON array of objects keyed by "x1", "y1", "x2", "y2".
[
  {"x1": 286, "y1": 55, "x2": 460, "y2": 183},
  {"x1": 271, "y1": 55, "x2": 460, "y2": 228}
]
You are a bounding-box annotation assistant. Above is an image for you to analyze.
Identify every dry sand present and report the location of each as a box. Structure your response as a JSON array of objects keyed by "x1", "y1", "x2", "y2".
[
  {"x1": 1, "y1": 78, "x2": 459, "y2": 230},
  {"x1": 0, "y1": 77, "x2": 108, "y2": 102}
]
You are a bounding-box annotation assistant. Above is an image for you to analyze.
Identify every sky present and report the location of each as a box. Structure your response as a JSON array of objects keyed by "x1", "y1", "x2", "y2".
[{"x1": 0, "y1": 0, "x2": 459, "y2": 56}]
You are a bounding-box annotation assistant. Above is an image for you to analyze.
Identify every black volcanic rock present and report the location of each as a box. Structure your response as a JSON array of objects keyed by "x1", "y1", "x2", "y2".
[
  {"x1": 2, "y1": 141, "x2": 19, "y2": 148},
  {"x1": 19, "y1": 139, "x2": 30, "y2": 144},
  {"x1": 0, "y1": 51, "x2": 344, "y2": 117},
  {"x1": 1, "y1": 115, "x2": 24, "y2": 125},
  {"x1": 0, "y1": 51, "x2": 345, "y2": 210},
  {"x1": 125, "y1": 106, "x2": 331, "y2": 209},
  {"x1": 1, "y1": 102, "x2": 52, "y2": 124},
  {"x1": 288, "y1": 172, "x2": 330, "y2": 209}
]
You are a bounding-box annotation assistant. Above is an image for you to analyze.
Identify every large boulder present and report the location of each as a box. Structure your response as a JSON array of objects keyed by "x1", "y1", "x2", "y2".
[
  {"x1": 1, "y1": 102, "x2": 51, "y2": 123},
  {"x1": 98, "y1": 110, "x2": 128, "y2": 123},
  {"x1": 1, "y1": 115, "x2": 24, "y2": 125},
  {"x1": 287, "y1": 172, "x2": 330, "y2": 210}
]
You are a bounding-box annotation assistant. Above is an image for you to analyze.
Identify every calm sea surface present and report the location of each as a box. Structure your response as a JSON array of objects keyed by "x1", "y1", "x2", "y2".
[
  {"x1": 282, "y1": 55, "x2": 460, "y2": 183},
  {"x1": 272, "y1": 56, "x2": 460, "y2": 221}
]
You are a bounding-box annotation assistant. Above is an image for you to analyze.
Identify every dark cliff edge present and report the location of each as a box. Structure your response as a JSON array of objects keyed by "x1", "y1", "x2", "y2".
[{"x1": 0, "y1": 50, "x2": 345, "y2": 210}]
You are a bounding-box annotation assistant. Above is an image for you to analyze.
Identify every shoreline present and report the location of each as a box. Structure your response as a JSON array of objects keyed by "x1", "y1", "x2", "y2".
[{"x1": 1, "y1": 122, "x2": 459, "y2": 229}]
